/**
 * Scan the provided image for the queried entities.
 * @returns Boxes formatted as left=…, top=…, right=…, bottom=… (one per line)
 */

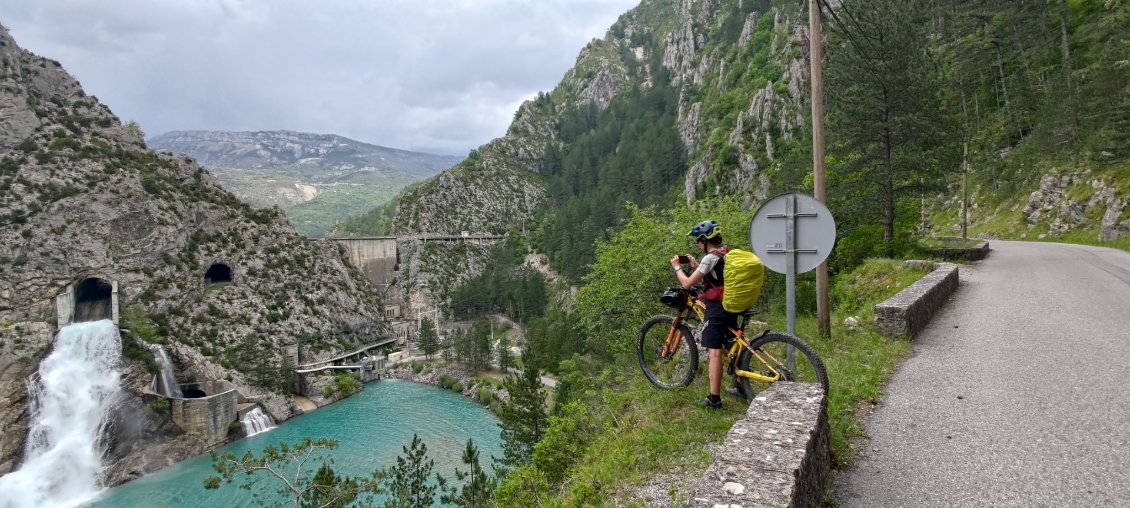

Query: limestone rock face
left=673, top=4, right=808, bottom=203
left=0, top=25, right=385, bottom=484
left=385, top=1, right=810, bottom=311
left=1100, top=199, right=1129, bottom=241
left=1020, top=171, right=1129, bottom=241
left=662, top=0, right=720, bottom=85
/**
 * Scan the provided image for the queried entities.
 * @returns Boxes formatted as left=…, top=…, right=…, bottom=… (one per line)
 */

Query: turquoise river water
left=90, top=379, right=502, bottom=507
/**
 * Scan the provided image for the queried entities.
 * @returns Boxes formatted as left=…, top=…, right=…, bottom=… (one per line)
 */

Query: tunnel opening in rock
left=181, top=388, right=207, bottom=399
left=73, top=277, right=113, bottom=323
left=205, top=263, right=232, bottom=284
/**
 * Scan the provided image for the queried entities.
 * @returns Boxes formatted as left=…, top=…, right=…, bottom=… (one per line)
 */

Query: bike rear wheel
left=736, top=332, right=829, bottom=400
left=637, top=315, right=698, bottom=388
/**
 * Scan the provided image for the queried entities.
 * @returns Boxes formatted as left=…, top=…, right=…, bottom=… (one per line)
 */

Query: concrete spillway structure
left=328, top=236, right=398, bottom=291
left=56, top=276, right=119, bottom=327
left=171, top=380, right=239, bottom=445
left=326, top=234, right=506, bottom=291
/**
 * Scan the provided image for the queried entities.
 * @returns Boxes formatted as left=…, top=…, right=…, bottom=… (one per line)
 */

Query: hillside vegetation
left=346, top=0, right=1129, bottom=504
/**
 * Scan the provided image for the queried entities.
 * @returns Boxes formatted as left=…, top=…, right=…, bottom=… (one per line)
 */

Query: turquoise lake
left=90, top=379, right=502, bottom=507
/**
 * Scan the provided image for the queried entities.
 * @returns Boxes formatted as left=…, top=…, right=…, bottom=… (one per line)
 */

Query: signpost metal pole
left=784, top=195, right=797, bottom=371
left=754, top=193, right=832, bottom=374
left=785, top=195, right=795, bottom=334
left=766, top=195, right=819, bottom=371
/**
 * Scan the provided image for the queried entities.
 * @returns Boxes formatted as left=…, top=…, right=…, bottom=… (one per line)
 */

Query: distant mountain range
left=148, top=130, right=461, bottom=236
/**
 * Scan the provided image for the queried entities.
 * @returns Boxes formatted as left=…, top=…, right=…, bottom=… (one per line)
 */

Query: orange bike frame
left=660, top=298, right=785, bottom=383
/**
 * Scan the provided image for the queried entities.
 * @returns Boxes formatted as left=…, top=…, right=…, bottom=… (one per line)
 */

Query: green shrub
left=478, top=387, right=493, bottom=404
left=121, top=304, right=163, bottom=344
left=451, top=382, right=463, bottom=393
left=16, top=138, right=36, bottom=153
left=438, top=374, right=455, bottom=389
left=121, top=336, right=160, bottom=374
left=333, top=372, right=360, bottom=395
left=146, top=397, right=171, bottom=417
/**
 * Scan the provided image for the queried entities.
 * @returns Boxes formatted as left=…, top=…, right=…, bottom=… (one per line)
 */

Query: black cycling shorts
left=700, top=300, right=738, bottom=349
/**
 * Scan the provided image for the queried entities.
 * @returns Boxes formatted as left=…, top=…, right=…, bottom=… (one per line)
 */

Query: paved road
left=836, top=241, right=1130, bottom=507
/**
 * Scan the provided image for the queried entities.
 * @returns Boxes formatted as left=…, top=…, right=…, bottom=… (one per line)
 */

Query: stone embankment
left=874, top=262, right=961, bottom=337
left=931, top=238, right=991, bottom=261
left=687, top=383, right=829, bottom=508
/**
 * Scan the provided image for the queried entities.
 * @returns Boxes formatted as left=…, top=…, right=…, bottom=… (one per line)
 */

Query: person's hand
left=687, top=255, right=699, bottom=269
left=670, top=255, right=682, bottom=269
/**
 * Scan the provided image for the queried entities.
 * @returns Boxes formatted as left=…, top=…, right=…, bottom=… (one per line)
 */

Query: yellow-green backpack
left=722, top=248, right=765, bottom=313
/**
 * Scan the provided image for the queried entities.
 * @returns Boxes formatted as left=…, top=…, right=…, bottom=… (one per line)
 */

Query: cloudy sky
left=0, top=0, right=640, bottom=155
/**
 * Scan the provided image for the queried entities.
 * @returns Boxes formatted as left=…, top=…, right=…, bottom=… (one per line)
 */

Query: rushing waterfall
left=240, top=407, right=274, bottom=436
left=0, top=320, right=123, bottom=508
left=145, top=343, right=182, bottom=398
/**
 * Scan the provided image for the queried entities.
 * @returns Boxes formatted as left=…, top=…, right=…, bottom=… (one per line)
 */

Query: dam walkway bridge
left=294, top=338, right=397, bottom=384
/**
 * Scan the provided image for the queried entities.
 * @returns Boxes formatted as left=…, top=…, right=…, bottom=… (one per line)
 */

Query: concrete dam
left=326, top=234, right=504, bottom=291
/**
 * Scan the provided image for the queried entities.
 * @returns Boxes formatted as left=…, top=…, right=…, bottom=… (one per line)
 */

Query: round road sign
left=749, top=192, right=836, bottom=274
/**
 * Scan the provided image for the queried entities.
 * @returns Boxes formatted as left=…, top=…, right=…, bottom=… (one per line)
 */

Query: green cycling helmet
left=688, top=220, right=721, bottom=241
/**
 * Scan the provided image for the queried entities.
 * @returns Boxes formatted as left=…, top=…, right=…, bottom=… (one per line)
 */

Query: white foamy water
left=145, top=343, right=181, bottom=399
left=240, top=407, right=274, bottom=437
left=0, top=320, right=122, bottom=508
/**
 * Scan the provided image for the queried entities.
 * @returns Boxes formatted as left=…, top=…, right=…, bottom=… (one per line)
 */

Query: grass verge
left=512, top=259, right=927, bottom=506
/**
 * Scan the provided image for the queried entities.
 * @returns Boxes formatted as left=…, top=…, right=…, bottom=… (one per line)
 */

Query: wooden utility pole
left=962, top=142, right=969, bottom=240
left=809, top=0, right=830, bottom=339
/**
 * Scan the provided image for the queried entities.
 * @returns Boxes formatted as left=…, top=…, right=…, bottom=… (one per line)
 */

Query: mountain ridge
left=149, top=129, right=460, bottom=179
left=148, top=129, right=461, bottom=236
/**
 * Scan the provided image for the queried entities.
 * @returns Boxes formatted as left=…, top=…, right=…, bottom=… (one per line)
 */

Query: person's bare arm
left=671, top=256, right=706, bottom=289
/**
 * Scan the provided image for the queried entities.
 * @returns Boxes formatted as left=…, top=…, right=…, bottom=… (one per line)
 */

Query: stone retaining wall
left=874, top=263, right=960, bottom=337
left=932, top=239, right=991, bottom=261
left=687, top=382, right=829, bottom=508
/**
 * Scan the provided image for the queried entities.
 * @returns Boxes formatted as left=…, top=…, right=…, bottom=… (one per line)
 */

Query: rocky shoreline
left=382, top=360, right=509, bottom=407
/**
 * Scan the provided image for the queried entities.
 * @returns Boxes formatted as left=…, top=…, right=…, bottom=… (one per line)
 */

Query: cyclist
left=671, top=220, right=738, bottom=409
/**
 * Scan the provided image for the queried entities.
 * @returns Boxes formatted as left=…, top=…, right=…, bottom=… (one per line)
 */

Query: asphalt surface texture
left=836, top=241, right=1130, bottom=507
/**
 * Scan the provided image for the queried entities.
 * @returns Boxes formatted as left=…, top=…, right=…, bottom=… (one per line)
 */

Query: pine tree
left=440, top=439, right=496, bottom=507
left=373, top=434, right=446, bottom=508
left=302, top=463, right=360, bottom=508
left=418, top=318, right=439, bottom=360
left=497, top=359, right=548, bottom=468
left=826, top=0, right=956, bottom=256
left=440, top=332, right=453, bottom=362
left=205, top=438, right=367, bottom=508
left=497, top=333, right=513, bottom=370
left=471, top=320, right=493, bottom=373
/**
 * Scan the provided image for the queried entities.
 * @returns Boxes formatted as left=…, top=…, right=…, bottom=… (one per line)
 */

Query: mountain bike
left=636, top=286, right=829, bottom=399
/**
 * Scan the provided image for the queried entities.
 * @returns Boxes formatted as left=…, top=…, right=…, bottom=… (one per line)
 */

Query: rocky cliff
left=0, top=25, right=386, bottom=484
left=392, top=0, right=808, bottom=229
left=384, top=0, right=811, bottom=308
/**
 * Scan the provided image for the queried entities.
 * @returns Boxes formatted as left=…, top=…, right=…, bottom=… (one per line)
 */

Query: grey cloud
left=1, top=0, right=639, bottom=154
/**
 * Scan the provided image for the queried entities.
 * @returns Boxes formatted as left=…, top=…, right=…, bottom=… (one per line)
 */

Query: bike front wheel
left=637, top=315, right=698, bottom=389
left=736, top=332, right=829, bottom=400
